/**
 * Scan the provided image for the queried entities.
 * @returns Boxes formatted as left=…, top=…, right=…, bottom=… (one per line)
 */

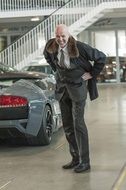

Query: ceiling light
left=31, top=17, right=40, bottom=21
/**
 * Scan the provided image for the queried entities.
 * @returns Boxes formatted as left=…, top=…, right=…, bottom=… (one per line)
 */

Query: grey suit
left=43, top=36, right=106, bottom=164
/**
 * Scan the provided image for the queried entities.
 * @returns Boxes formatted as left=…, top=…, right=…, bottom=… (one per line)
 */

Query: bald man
left=43, top=24, right=106, bottom=173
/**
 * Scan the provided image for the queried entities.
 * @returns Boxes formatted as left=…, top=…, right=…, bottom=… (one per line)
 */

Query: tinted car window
left=28, top=66, right=45, bottom=73
left=22, top=65, right=53, bottom=75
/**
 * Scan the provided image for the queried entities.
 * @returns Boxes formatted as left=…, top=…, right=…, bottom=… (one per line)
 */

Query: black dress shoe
left=62, top=160, right=79, bottom=169
left=74, top=163, right=90, bottom=173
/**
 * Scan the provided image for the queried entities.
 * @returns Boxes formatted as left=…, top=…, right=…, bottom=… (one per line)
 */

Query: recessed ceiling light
left=31, top=17, right=40, bottom=21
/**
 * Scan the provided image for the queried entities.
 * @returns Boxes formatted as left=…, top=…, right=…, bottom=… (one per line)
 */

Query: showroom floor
left=0, top=84, right=126, bottom=190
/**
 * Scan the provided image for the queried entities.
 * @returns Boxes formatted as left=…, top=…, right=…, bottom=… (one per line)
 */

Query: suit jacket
left=43, top=36, right=106, bottom=101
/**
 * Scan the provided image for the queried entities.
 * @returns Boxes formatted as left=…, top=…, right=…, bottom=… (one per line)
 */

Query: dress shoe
left=62, top=160, right=79, bottom=169
left=74, top=163, right=90, bottom=173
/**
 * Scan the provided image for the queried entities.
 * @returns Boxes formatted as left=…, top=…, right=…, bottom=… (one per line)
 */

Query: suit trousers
left=59, top=88, right=90, bottom=164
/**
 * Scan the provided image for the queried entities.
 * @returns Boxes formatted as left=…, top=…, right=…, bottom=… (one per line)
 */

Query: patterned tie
left=59, top=49, right=65, bottom=68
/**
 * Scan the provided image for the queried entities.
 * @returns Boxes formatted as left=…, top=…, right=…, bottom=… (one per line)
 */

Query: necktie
left=59, top=49, right=65, bottom=68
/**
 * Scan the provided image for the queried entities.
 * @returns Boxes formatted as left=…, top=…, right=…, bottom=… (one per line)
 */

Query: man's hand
left=82, top=72, right=92, bottom=81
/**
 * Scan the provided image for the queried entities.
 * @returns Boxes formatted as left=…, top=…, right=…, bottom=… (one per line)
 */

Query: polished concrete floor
left=0, top=84, right=126, bottom=190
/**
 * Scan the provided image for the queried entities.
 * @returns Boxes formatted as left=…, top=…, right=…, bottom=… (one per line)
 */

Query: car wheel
left=27, top=105, right=53, bottom=146
left=38, top=105, right=53, bottom=145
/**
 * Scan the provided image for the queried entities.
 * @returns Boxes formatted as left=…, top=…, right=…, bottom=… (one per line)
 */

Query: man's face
left=55, top=27, right=69, bottom=48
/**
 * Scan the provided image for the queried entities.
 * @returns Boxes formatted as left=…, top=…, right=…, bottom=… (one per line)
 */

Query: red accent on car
left=0, top=95, right=28, bottom=107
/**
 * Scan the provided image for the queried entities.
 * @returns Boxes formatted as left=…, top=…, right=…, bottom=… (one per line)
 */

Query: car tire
left=27, top=105, right=53, bottom=146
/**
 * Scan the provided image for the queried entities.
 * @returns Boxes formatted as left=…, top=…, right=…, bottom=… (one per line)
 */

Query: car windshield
left=22, top=65, right=53, bottom=74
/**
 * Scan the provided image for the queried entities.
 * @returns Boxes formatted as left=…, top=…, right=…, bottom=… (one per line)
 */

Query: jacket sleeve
left=79, top=42, right=107, bottom=78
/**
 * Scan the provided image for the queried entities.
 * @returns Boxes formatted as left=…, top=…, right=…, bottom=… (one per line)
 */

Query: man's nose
left=59, top=36, right=63, bottom=40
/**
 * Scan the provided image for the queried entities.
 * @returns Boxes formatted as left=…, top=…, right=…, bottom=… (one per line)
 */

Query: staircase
left=69, top=1, right=126, bottom=35
left=0, top=0, right=126, bottom=70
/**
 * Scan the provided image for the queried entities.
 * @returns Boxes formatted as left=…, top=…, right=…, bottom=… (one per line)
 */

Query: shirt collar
left=59, top=45, right=67, bottom=52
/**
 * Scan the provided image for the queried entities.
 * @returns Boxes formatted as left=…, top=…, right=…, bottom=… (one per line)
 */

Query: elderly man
left=43, top=24, right=106, bottom=173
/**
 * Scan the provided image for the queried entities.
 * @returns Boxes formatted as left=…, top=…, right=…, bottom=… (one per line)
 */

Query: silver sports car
left=0, top=71, right=62, bottom=145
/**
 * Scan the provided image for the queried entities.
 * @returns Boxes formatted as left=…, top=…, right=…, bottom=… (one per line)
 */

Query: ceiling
left=88, top=7, right=126, bottom=30
left=0, top=16, right=45, bottom=34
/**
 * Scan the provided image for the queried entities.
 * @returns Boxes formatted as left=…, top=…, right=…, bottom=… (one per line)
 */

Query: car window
left=34, top=78, right=55, bottom=91
left=22, top=65, right=53, bottom=75
left=22, top=66, right=29, bottom=71
left=34, top=79, right=47, bottom=90
left=27, top=66, right=44, bottom=73
left=45, top=66, right=53, bottom=74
